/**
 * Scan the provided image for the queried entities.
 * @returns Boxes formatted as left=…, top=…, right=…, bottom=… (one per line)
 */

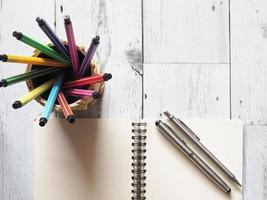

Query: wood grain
left=0, top=0, right=56, bottom=199
left=144, top=63, right=230, bottom=118
left=231, top=0, right=267, bottom=125
left=243, top=125, right=267, bottom=200
left=55, top=0, right=143, bottom=118
left=143, top=0, right=229, bottom=63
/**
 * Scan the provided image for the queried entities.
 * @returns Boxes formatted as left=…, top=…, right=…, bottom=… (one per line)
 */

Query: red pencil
left=63, top=73, right=112, bottom=89
left=57, top=91, right=75, bottom=123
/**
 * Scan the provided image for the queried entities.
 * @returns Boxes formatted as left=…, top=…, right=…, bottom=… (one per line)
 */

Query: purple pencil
left=64, top=15, right=80, bottom=77
left=65, top=88, right=101, bottom=99
left=76, top=36, right=100, bottom=79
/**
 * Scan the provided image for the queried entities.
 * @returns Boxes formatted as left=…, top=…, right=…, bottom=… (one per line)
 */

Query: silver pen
left=163, top=110, right=241, bottom=187
left=155, top=120, right=231, bottom=193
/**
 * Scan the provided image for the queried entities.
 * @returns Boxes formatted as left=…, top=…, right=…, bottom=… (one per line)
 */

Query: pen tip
left=232, top=177, right=242, bottom=187
left=64, top=15, right=71, bottom=24
left=92, top=91, right=102, bottom=99
left=93, top=35, right=100, bottom=44
left=36, top=17, right=44, bottom=25
left=12, top=31, right=23, bottom=40
left=0, top=54, right=7, bottom=62
left=39, top=118, right=47, bottom=127
left=12, top=101, right=22, bottom=109
left=155, top=120, right=161, bottom=126
left=67, top=115, right=76, bottom=124
left=0, top=80, right=7, bottom=87
left=103, top=73, right=112, bottom=81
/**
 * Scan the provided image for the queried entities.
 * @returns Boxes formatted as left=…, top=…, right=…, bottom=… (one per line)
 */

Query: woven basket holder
left=25, top=45, right=104, bottom=112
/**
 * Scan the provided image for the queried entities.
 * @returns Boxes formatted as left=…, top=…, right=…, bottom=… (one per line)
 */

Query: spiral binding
left=131, top=122, right=147, bottom=200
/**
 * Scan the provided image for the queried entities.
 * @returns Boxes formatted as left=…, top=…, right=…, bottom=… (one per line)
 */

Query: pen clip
left=176, top=118, right=201, bottom=141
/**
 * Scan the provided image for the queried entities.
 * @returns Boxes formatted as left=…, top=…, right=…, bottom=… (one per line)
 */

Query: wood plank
left=55, top=0, right=143, bottom=118
left=143, top=0, right=229, bottom=63
left=0, top=0, right=55, bottom=199
left=243, top=125, right=267, bottom=200
left=231, top=0, right=267, bottom=124
left=143, top=63, right=230, bottom=118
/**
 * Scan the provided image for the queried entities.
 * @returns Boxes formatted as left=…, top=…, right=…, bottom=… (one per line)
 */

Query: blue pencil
left=39, top=72, right=65, bottom=127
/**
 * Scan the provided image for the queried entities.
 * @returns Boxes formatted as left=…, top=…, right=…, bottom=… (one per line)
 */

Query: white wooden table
left=0, top=0, right=266, bottom=199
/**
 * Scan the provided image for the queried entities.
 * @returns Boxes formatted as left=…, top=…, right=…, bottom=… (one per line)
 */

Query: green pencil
left=13, top=31, right=70, bottom=66
left=0, top=68, right=61, bottom=87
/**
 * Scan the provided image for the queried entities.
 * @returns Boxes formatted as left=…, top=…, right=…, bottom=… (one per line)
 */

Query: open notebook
left=33, top=119, right=243, bottom=200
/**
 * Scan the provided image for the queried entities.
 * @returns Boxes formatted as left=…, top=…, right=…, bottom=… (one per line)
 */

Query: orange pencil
left=57, top=91, right=75, bottom=123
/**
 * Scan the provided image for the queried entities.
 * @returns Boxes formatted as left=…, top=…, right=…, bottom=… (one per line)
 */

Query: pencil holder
left=25, top=43, right=104, bottom=112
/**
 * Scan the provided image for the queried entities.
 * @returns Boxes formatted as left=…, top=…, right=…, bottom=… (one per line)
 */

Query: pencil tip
left=12, top=31, right=23, bottom=40
left=67, top=115, right=76, bottom=123
left=103, top=73, right=112, bottom=81
left=92, top=91, right=101, bottom=99
left=12, top=101, right=22, bottom=109
left=39, top=118, right=47, bottom=127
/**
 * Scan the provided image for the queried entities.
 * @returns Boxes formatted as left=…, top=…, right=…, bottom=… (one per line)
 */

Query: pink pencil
left=64, top=89, right=101, bottom=99
left=64, top=15, right=80, bottom=77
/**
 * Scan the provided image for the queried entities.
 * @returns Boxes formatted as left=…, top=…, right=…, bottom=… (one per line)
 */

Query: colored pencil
left=57, top=91, right=75, bottom=123
left=36, top=17, right=71, bottom=62
left=13, top=31, right=70, bottom=65
left=12, top=79, right=55, bottom=109
left=0, top=67, right=61, bottom=87
left=63, top=73, right=112, bottom=89
left=0, top=54, right=67, bottom=67
left=39, top=73, right=65, bottom=127
left=64, top=15, right=80, bottom=77
left=64, top=89, right=101, bottom=99
left=76, top=36, right=100, bottom=78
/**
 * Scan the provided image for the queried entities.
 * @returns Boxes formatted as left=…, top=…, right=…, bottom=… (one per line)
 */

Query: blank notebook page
left=33, top=119, right=243, bottom=200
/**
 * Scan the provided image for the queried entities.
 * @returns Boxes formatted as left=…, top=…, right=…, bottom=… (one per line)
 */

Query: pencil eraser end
left=155, top=120, right=161, bottom=126
left=12, top=31, right=23, bottom=40
left=39, top=118, right=47, bottom=127
left=67, top=115, right=76, bottom=123
left=12, top=101, right=22, bottom=109
left=103, top=73, right=112, bottom=81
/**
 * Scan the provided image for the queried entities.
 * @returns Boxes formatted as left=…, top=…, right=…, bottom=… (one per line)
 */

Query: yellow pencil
left=0, top=54, right=68, bottom=67
left=12, top=79, right=55, bottom=109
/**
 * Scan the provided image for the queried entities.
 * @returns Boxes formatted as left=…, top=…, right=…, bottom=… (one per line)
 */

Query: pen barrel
left=4, top=68, right=60, bottom=86
left=190, top=153, right=231, bottom=193
left=6, top=55, right=67, bottom=67
left=20, top=34, right=70, bottom=65
left=170, top=117, right=236, bottom=180
left=19, top=79, right=54, bottom=106
left=156, top=121, right=231, bottom=193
